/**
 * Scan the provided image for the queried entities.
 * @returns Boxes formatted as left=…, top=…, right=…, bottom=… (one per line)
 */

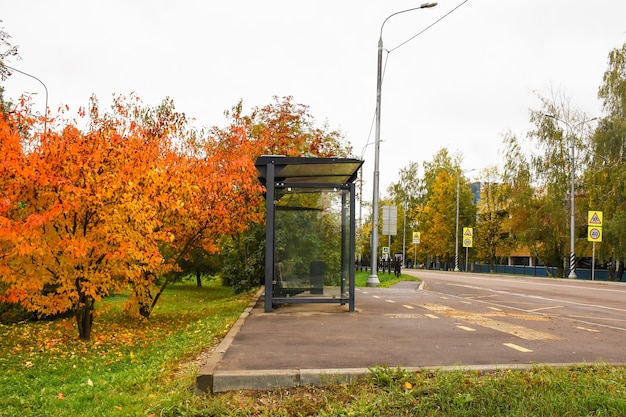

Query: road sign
left=463, top=237, right=473, bottom=248
left=588, top=211, right=603, bottom=226
left=412, top=231, right=421, bottom=244
left=382, top=206, right=397, bottom=236
left=463, top=227, right=473, bottom=237
left=588, top=226, right=602, bottom=242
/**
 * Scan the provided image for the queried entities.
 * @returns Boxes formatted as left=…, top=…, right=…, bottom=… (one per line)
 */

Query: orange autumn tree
left=128, top=101, right=265, bottom=318
left=0, top=96, right=182, bottom=340
left=1, top=94, right=351, bottom=338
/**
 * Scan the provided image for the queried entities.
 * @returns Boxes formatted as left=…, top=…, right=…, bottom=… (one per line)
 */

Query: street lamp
left=367, top=2, right=438, bottom=287
left=544, top=114, right=598, bottom=278
left=402, top=200, right=408, bottom=268
left=4, top=64, right=49, bottom=135
left=454, top=168, right=475, bottom=272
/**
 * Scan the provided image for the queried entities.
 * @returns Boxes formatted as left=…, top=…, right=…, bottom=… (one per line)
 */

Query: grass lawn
left=355, top=269, right=420, bottom=287
left=2, top=278, right=626, bottom=416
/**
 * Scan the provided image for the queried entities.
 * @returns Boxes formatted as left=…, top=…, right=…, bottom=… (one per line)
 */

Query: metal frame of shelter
left=255, top=155, right=363, bottom=312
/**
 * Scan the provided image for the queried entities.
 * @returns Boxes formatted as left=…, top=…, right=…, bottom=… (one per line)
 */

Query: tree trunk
left=196, top=271, right=202, bottom=287
left=148, top=276, right=173, bottom=317
left=76, top=294, right=94, bottom=341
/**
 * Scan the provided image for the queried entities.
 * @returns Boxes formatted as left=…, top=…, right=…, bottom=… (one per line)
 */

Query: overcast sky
left=2, top=0, right=626, bottom=198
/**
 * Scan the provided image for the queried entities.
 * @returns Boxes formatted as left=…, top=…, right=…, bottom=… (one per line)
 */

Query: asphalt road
left=405, top=269, right=626, bottom=365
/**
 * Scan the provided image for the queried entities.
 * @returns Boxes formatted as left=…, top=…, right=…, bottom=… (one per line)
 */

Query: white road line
left=577, top=326, right=600, bottom=333
left=528, top=306, right=564, bottom=313
left=424, top=314, right=439, bottom=319
left=386, top=299, right=395, bottom=303
left=457, top=325, right=476, bottom=332
left=445, top=283, right=626, bottom=314
left=503, top=343, right=533, bottom=353
left=488, top=307, right=502, bottom=311
left=403, top=305, right=414, bottom=310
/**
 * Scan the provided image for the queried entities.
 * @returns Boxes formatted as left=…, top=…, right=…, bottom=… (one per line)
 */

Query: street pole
left=454, top=174, right=460, bottom=271
left=569, top=130, right=576, bottom=278
left=367, top=2, right=437, bottom=287
left=402, top=200, right=407, bottom=268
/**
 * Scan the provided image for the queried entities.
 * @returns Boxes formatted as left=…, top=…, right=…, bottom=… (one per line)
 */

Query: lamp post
left=544, top=114, right=598, bottom=278
left=402, top=200, right=408, bottom=268
left=4, top=64, right=49, bottom=135
left=454, top=168, right=475, bottom=272
left=454, top=173, right=461, bottom=271
left=367, top=2, right=438, bottom=287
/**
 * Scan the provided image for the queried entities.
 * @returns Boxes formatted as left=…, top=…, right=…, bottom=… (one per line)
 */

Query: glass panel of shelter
left=273, top=187, right=350, bottom=301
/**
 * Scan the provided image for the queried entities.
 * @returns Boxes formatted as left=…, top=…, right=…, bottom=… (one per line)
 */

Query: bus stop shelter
left=255, top=155, right=363, bottom=312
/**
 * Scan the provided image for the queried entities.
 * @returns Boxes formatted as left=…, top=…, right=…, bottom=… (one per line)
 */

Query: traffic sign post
left=587, top=211, right=603, bottom=281
left=412, top=232, right=420, bottom=269
left=462, top=228, right=473, bottom=272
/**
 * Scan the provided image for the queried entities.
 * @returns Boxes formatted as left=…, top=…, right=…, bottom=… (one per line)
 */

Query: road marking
left=488, top=307, right=502, bottom=311
left=445, top=282, right=626, bottom=314
left=570, top=314, right=626, bottom=323
left=457, top=325, right=476, bottom=332
left=403, top=305, right=414, bottom=310
left=386, top=299, right=395, bottom=303
left=528, top=306, right=564, bottom=313
left=424, top=314, right=439, bottom=319
left=385, top=314, right=423, bottom=319
left=577, top=326, right=600, bottom=333
left=373, top=295, right=380, bottom=299
left=487, top=311, right=550, bottom=322
left=420, top=304, right=562, bottom=340
left=503, top=343, right=533, bottom=353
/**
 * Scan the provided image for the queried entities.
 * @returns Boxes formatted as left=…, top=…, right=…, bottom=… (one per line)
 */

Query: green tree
left=585, top=42, right=626, bottom=278
left=416, top=149, right=476, bottom=269
left=386, top=161, right=423, bottom=263
left=474, top=166, right=513, bottom=271
left=526, top=90, right=595, bottom=276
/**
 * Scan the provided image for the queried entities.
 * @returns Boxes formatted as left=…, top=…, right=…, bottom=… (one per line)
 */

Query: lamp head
left=421, top=2, right=438, bottom=8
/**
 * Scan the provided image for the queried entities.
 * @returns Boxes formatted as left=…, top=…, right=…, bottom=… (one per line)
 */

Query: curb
left=202, top=360, right=624, bottom=393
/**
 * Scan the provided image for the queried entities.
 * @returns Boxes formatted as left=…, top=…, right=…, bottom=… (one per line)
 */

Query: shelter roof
left=255, top=155, right=363, bottom=187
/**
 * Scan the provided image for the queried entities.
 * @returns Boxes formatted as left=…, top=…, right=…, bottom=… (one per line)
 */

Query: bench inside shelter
left=274, top=260, right=325, bottom=297
left=256, top=155, right=362, bottom=312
